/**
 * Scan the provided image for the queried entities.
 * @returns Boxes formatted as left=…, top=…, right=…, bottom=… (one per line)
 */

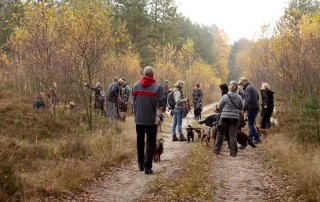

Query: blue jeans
left=172, top=108, right=184, bottom=136
left=107, top=101, right=116, bottom=120
left=247, top=109, right=260, bottom=142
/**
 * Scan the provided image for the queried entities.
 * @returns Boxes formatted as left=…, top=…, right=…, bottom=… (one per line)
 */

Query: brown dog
left=201, top=126, right=217, bottom=146
left=157, top=113, right=165, bottom=132
left=257, top=127, right=268, bottom=139
left=153, top=138, right=164, bottom=162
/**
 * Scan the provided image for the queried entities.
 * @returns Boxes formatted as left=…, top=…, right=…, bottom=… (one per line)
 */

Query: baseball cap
left=238, top=77, right=248, bottom=85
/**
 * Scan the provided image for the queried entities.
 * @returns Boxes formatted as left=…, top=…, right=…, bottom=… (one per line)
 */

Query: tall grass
left=0, top=99, right=136, bottom=200
left=265, top=106, right=320, bottom=201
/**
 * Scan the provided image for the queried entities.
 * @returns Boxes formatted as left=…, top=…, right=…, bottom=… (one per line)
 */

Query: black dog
left=225, top=114, right=256, bottom=149
left=186, top=125, right=202, bottom=142
left=198, top=113, right=220, bottom=127
left=194, top=104, right=203, bottom=120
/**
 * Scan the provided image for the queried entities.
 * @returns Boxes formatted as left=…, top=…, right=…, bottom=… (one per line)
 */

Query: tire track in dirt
left=212, top=144, right=269, bottom=201
left=78, top=104, right=215, bottom=202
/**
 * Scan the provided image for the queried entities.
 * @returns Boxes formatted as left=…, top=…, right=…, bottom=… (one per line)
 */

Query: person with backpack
left=85, top=81, right=105, bottom=113
left=132, top=66, right=166, bottom=175
left=192, top=83, right=203, bottom=120
left=33, top=93, right=45, bottom=108
left=238, top=77, right=261, bottom=144
left=107, top=78, right=124, bottom=120
left=260, top=82, right=274, bottom=129
left=170, top=80, right=188, bottom=141
left=120, top=79, right=131, bottom=113
left=213, top=81, right=244, bottom=157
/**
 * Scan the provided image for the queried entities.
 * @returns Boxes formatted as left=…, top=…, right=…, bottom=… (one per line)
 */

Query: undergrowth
left=0, top=96, right=136, bottom=200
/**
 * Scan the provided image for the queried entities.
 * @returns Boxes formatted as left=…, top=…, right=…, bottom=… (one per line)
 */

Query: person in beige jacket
left=171, top=80, right=188, bottom=141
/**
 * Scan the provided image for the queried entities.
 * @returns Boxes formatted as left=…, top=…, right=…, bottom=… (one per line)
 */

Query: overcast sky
left=177, top=0, right=288, bottom=43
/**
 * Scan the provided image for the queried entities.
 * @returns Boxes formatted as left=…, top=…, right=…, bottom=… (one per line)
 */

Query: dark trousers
left=261, top=108, right=273, bottom=129
left=247, top=109, right=260, bottom=142
left=213, top=118, right=238, bottom=155
left=136, top=124, right=157, bottom=170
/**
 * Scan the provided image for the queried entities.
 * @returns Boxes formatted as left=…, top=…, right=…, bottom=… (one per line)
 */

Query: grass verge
left=265, top=133, right=320, bottom=201
left=0, top=100, right=136, bottom=200
left=146, top=144, right=215, bottom=201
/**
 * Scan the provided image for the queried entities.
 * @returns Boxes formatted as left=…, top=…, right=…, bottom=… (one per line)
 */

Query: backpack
left=99, top=90, right=105, bottom=101
left=167, top=90, right=181, bottom=109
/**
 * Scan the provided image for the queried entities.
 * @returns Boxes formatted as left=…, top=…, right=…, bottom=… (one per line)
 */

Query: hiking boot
left=179, top=135, right=187, bottom=141
left=145, top=169, right=153, bottom=175
left=254, top=140, right=262, bottom=144
left=138, top=165, right=144, bottom=172
left=172, top=135, right=179, bottom=142
left=230, top=153, right=237, bottom=157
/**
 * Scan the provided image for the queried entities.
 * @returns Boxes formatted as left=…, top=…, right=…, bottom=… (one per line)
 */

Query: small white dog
left=165, top=108, right=172, bottom=118
left=270, top=117, right=279, bottom=127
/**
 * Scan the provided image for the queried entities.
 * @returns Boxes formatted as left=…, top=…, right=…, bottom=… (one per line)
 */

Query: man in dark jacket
left=107, top=79, right=124, bottom=120
left=132, top=66, right=165, bottom=175
left=85, top=82, right=104, bottom=113
left=238, top=77, right=261, bottom=143
left=120, top=81, right=131, bottom=112
left=192, top=83, right=203, bottom=120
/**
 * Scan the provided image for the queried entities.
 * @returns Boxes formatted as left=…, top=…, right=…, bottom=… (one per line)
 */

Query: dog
left=165, top=108, right=172, bottom=118
left=69, top=101, right=75, bottom=110
left=224, top=114, right=255, bottom=149
left=201, top=126, right=217, bottom=146
left=186, top=125, right=202, bottom=142
left=153, top=138, right=164, bottom=162
left=225, top=129, right=256, bottom=149
left=157, top=113, right=165, bottom=132
left=194, top=104, right=203, bottom=120
left=198, top=113, right=220, bottom=127
left=270, top=117, right=279, bottom=127
left=119, top=111, right=126, bottom=121
left=256, top=126, right=268, bottom=139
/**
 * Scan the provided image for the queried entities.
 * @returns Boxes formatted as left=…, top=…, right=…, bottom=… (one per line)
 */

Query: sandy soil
left=75, top=104, right=299, bottom=202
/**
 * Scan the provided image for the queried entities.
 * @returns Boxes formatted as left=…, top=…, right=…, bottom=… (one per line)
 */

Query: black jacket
left=261, top=89, right=274, bottom=109
left=243, top=83, right=259, bottom=111
left=107, top=81, right=121, bottom=102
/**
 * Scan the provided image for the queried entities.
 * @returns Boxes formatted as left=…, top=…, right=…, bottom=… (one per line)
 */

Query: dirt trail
left=78, top=104, right=292, bottom=202
left=79, top=104, right=215, bottom=202
left=212, top=144, right=268, bottom=201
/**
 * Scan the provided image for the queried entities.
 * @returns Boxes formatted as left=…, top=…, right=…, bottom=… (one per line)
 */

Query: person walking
left=238, top=77, right=261, bottom=143
left=171, top=80, right=188, bottom=141
left=260, top=82, right=274, bottom=129
left=213, top=81, right=243, bottom=157
left=132, top=66, right=166, bottom=175
left=192, top=83, right=203, bottom=120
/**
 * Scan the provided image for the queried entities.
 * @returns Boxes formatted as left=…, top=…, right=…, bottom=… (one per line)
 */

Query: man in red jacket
left=132, top=66, right=166, bottom=175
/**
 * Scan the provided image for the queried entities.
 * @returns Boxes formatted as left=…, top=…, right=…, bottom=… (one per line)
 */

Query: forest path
left=77, top=104, right=215, bottom=201
left=77, top=104, right=292, bottom=202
